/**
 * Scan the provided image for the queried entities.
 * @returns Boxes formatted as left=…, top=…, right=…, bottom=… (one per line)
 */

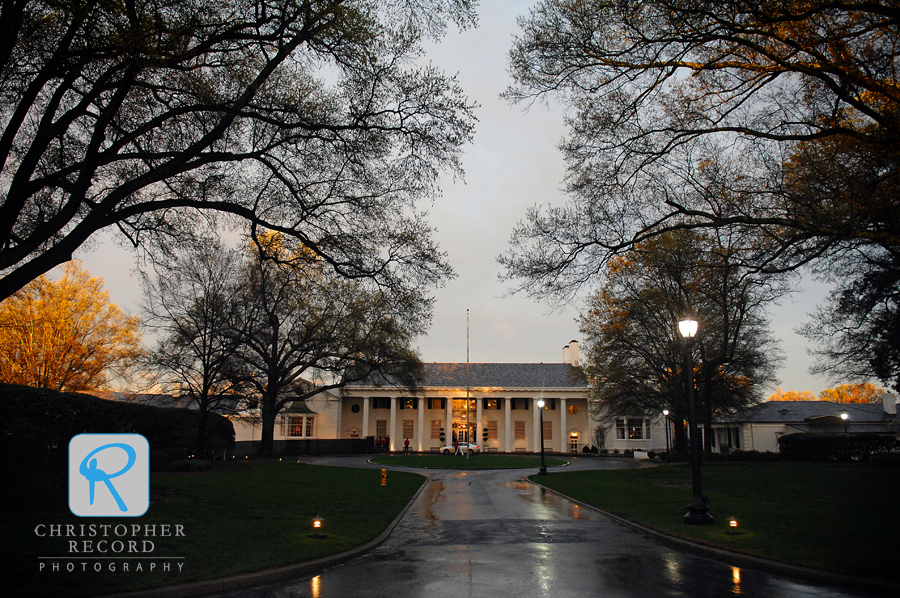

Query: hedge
left=0, top=383, right=234, bottom=471
left=777, top=432, right=900, bottom=462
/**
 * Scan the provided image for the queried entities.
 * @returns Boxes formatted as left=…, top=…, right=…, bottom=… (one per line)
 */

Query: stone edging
left=101, top=476, right=431, bottom=598
left=527, top=478, right=900, bottom=596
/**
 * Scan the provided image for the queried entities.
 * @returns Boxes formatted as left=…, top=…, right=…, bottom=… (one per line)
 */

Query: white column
left=560, top=398, right=567, bottom=453
left=362, top=397, right=370, bottom=438
left=476, top=398, right=483, bottom=448
left=504, top=397, right=512, bottom=452
left=533, top=398, right=541, bottom=454
left=445, top=398, right=453, bottom=446
left=417, top=397, right=425, bottom=452
left=389, top=397, right=397, bottom=452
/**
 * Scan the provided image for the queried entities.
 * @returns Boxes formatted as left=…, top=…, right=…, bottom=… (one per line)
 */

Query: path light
left=679, top=315, right=713, bottom=525
left=310, top=516, right=326, bottom=540
left=537, top=399, right=548, bottom=476
left=841, top=411, right=849, bottom=433
left=727, top=516, right=741, bottom=535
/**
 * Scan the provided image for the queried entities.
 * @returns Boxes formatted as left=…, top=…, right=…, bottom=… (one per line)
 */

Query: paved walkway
left=206, top=456, right=894, bottom=598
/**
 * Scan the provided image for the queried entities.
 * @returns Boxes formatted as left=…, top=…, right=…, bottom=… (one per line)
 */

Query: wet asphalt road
left=209, top=456, right=893, bottom=598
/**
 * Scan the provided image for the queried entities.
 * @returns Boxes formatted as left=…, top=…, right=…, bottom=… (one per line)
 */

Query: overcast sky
left=75, top=1, right=837, bottom=396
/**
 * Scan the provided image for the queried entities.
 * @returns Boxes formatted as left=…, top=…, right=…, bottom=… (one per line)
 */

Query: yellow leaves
left=768, top=388, right=818, bottom=401
left=248, top=230, right=321, bottom=269
left=818, top=382, right=883, bottom=404
left=0, top=261, right=142, bottom=392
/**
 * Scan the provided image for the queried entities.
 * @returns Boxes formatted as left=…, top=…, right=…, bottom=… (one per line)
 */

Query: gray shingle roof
left=715, top=400, right=894, bottom=425
left=347, top=362, right=587, bottom=389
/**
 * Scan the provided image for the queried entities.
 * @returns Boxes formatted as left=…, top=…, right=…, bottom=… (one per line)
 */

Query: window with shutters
left=376, top=420, right=387, bottom=437
left=486, top=420, right=498, bottom=440
left=514, top=421, right=526, bottom=440
left=403, top=420, right=414, bottom=439
left=431, top=420, right=443, bottom=439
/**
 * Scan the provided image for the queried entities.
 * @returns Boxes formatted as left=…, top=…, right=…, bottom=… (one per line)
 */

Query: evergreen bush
left=0, top=383, right=234, bottom=471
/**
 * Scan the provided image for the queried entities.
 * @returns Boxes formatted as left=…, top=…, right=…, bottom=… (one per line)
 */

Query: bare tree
left=500, top=1, right=900, bottom=303
left=234, top=233, right=426, bottom=455
left=580, top=230, right=782, bottom=455
left=1, top=0, right=476, bottom=301
left=141, top=237, right=246, bottom=454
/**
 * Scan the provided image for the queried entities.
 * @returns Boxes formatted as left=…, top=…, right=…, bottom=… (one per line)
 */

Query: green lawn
left=6, top=460, right=425, bottom=597
left=530, top=461, right=900, bottom=581
left=371, top=454, right=568, bottom=469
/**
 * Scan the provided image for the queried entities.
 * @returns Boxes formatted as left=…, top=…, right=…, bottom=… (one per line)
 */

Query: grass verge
left=529, top=461, right=900, bottom=581
left=6, top=460, right=425, bottom=597
left=371, top=454, right=568, bottom=469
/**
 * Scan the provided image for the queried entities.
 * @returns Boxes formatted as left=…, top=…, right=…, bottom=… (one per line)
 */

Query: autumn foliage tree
left=767, top=389, right=818, bottom=402
left=0, top=261, right=142, bottom=391
left=819, top=383, right=884, bottom=404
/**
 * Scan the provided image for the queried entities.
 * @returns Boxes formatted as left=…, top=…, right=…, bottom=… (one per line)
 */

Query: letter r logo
left=69, top=434, right=149, bottom=517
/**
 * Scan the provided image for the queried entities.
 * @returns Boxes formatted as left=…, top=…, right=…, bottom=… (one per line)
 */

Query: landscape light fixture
left=679, top=315, right=713, bottom=525
left=310, top=516, right=326, bottom=539
left=841, top=411, right=849, bottom=433
left=727, top=516, right=741, bottom=535
left=537, top=398, right=548, bottom=476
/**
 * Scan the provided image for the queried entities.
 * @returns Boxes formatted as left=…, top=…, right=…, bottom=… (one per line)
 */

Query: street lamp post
left=662, top=409, right=671, bottom=461
left=537, top=398, right=548, bottom=475
left=841, top=412, right=849, bottom=433
left=679, top=316, right=713, bottom=525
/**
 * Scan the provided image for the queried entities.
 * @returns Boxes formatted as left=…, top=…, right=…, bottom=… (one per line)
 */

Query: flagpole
left=466, top=309, right=470, bottom=460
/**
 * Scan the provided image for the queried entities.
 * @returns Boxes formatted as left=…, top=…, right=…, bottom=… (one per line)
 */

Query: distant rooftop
left=715, top=400, right=898, bottom=432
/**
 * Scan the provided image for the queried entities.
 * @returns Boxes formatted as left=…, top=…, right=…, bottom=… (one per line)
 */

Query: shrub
left=0, top=383, right=234, bottom=471
left=647, top=450, right=656, bottom=459
left=778, top=432, right=900, bottom=462
left=725, top=449, right=783, bottom=462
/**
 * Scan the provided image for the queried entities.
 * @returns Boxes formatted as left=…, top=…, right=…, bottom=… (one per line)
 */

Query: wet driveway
left=209, top=457, right=893, bottom=598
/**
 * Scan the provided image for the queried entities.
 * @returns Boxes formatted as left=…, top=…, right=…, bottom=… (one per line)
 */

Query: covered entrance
left=452, top=398, right=477, bottom=442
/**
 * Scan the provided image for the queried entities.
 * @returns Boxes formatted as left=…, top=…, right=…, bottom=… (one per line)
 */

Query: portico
left=341, top=352, right=592, bottom=453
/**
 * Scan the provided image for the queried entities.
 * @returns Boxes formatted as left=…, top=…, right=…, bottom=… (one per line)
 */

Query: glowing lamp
left=726, top=516, right=741, bottom=535
left=537, top=399, right=545, bottom=409
left=678, top=317, right=699, bottom=339
left=309, top=516, right=326, bottom=539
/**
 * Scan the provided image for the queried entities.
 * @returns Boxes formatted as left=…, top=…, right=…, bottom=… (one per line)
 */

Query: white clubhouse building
left=233, top=341, right=671, bottom=455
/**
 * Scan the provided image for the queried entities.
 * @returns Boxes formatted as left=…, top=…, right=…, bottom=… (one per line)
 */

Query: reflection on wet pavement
left=210, top=463, right=896, bottom=598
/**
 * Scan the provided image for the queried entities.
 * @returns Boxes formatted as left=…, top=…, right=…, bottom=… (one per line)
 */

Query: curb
left=103, top=475, right=430, bottom=598
left=527, top=478, right=900, bottom=596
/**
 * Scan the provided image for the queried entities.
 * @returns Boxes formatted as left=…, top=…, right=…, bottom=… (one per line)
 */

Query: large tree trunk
left=672, top=411, right=689, bottom=456
left=259, top=393, right=277, bottom=456
left=196, top=396, right=208, bottom=456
